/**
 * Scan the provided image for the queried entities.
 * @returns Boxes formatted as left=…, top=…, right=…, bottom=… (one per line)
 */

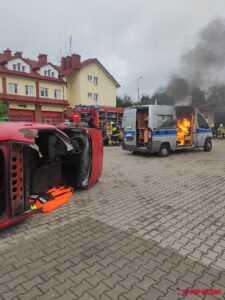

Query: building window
left=94, top=77, right=98, bottom=86
left=54, top=89, right=61, bottom=99
left=52, top=72, right=55, bottom=77
left=48, top=69, right=51, bottom=77
left=94, top=93, right=98, bottom=102
left=44, top=71, right=47, bottom=76
left=40, top=87, right=48, bottom=97
left=12, top=63, right=26, bottom=72
left=8, top=83, right=18, bottom=94
left=25, top=85, right=34, bottom=96
left=88, top=92, right=93, bottom=98
left=88, top=75, right=92, bottom=82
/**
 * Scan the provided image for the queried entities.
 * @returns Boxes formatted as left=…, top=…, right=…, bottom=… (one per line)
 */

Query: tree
left=116, top=94, right=133, bottom=108
left=0, top=101, right=8, bottom=118
left=150, top=92, right=174, bottom=105
left=206, top=85, right=225, bottom=103
left=190, top=87, right=207, bottom=106
left=140, top=94, right=151, bottom=105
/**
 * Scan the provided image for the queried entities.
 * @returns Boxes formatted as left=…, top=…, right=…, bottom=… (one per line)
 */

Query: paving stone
left=141, top=286, right=164, bottom=300
left=70, top=280, right=92, bottom=297
left=38, top=288, right=60, bottom=300
left=54, top=279, right=76, bottom=295
left=18, top=287, right=43, bottom=300
left=123, top=286, right=146, bottom=300
left=86, top=271, right=107, bottom=287
left=71, top=270, right=91, bottom=285
left=105, top=283, right=127, bottom=299
left=1, top=143, right=225, bottom=299
left=135, top=275, right=156, bottom=291
left=38, top=278, right=60, bottom=293
left=89, top=282, right=111, bottom=298
left=103, top=272, right=123, bottom=288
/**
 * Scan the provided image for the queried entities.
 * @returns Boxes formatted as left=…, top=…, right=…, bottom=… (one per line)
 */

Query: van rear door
left=122, top=108, right=137, bottom=147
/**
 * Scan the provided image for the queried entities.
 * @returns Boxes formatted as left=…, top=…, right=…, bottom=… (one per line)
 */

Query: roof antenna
left=69, top=35, right=72, bottom=55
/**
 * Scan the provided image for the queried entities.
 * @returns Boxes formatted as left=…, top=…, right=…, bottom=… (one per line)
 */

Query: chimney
left=14, top=51, right=22, bottom=58
left=71, top=54, right=81, bottom=68
left=38, top=54, right=47, bottom=65
left=3, top=48, right=11, bottom=58
left=66, top=56, right=72, bottom=69
left=61, top=57, right=67, bottom=71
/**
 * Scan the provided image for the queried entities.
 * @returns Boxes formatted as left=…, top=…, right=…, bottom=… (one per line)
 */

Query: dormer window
left=38, top=65, right=58, bottom=78
left=11, top=62, right=27, bottom=72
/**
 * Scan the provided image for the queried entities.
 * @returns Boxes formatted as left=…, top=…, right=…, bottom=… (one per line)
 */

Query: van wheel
left=204, top=138, right=212, bottom=152
left=159, top=144, right=170, bottom=157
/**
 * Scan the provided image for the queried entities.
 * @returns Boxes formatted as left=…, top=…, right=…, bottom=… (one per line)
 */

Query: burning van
left=0, top=122, right=103, bottom=229
left=122, top=105, right=212, bottom=157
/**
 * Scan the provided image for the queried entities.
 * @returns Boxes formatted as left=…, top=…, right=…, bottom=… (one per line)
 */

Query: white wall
left=37, top=64, right=58, bottom=78
left=6, top=58, right=31, bottom=73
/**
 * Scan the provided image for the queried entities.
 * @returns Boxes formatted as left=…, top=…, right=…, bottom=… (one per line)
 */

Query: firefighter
left=111, top=122, right=120, bottom=145
left=106, top=122, right=113, bottom=145
left=217, top=124, right=225, bottom=139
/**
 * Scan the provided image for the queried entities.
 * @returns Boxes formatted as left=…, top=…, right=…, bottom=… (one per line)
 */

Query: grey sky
left=1, top=0, right=225, bottom=100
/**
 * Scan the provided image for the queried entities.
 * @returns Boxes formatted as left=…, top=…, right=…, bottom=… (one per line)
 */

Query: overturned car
left=0, top=122, right=103, bottom=229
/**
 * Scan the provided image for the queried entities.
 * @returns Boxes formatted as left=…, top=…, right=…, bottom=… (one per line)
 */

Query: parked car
left=122, top=105, right=212, bottom=157
left=0, top=122, right=103, bottom=229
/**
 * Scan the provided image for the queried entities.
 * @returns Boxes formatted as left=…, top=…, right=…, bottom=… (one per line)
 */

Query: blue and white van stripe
left=124, top=128, right=212, bottom=137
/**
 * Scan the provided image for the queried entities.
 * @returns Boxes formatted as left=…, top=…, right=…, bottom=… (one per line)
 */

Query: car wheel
left=204, top=138, right=212, bottom=152
left=159, top=144, right=170, bottom=157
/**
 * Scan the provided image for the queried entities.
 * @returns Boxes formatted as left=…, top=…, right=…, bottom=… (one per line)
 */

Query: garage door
left=10, top=109, right=34, bottom=122
left=41, top=111, right=62, bottom=125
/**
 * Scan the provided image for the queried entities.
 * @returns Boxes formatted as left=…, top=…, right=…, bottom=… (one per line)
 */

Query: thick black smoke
left=181, top=17, right=225, bottom=88
left=154, top=17, right=225, bottom=103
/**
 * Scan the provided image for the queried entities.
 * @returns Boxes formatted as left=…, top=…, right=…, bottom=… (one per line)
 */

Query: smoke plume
left=155, top=17, right=225, bottom=103
left=181, top=17, right=225, bottom=88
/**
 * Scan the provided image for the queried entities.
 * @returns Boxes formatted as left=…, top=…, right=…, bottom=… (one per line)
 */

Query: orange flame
left=177, top=118, right=192, bottom=145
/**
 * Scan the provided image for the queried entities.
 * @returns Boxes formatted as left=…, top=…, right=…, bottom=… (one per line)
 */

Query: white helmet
left=220, top=124, right=223, bottom=127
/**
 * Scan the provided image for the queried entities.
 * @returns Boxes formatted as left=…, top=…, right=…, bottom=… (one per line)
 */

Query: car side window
left=197, top=114, right=209, bottom=129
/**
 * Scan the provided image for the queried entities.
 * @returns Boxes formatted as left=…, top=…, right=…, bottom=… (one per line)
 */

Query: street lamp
left=138, top=76, right=143, bottom=102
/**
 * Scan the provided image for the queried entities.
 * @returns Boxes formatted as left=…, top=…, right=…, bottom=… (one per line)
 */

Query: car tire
left=158, top=144, right=170, bottom=157
left=204, top=138, right=212, bottom=152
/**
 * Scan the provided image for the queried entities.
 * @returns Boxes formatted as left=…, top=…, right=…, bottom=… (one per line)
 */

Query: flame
left=177, top=118, right=192, bottom=145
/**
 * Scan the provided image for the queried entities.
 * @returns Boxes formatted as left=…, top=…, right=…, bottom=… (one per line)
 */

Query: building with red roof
left=0, top=49, right=120, bottom=124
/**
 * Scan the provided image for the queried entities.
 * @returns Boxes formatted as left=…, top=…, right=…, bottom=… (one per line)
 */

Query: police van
left=122, top=105, right=212, bottom=157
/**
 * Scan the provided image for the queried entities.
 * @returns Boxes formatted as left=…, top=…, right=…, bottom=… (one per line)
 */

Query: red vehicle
left=0, top=122, right=103, bottom=229
left=65, top=106, right=124, bottom=129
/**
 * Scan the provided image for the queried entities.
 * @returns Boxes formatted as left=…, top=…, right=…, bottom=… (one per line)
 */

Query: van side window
left=156, top=115, right=173, bottom=128
left=197, top=114, right=209, bottom=129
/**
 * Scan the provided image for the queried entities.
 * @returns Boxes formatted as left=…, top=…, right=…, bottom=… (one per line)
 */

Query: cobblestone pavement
left=0, top=140, right=225, bottom=299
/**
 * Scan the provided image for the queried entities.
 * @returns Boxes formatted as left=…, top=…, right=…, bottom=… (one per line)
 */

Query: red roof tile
left=0, top=51, right=64, bottom=83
